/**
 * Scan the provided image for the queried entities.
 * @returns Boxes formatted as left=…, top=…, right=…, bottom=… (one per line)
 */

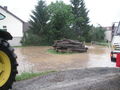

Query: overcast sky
left=1, top=0, right=120, bottom=26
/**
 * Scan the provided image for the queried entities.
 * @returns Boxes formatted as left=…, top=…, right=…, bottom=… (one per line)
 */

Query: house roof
left=0, top=6, right=24, bottom=23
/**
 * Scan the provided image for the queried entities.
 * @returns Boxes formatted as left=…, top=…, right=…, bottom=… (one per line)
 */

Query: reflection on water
left=87, top=45, right=115, bottom=67
left=15, top=45, right=115, bottom=74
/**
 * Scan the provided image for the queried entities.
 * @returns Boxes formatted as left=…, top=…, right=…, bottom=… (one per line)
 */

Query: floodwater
left=15, top=45, right=115, bottom=74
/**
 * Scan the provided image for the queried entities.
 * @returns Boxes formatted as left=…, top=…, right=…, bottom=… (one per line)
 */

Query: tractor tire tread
left=0, top=40, right=18, bottom=90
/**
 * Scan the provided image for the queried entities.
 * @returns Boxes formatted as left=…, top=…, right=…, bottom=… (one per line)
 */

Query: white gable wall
left=105, top=30, right=112, bottom=42
left=0, top=8, right=23, bottom=37
left=0, top=8, right=23, bottom=46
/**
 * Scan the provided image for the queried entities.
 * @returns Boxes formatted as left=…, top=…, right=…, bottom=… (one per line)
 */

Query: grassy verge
left=47, top=49, right=77, bottom=55
left=95, top=42, right=110, bottom=46
left=16, top=71, right=56, bottom=81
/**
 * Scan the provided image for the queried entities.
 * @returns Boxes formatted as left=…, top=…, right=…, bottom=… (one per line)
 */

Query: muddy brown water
left=15, top=45, right=115, bottom=74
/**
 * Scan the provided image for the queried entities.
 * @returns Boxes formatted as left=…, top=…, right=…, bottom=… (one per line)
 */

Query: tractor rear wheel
left=0, top=40, right=18, bottom=90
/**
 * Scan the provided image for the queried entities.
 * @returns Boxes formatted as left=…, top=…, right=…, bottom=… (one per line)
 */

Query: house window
left=0, top=13, right=5, bottom=20
left=3, top=26, right=7, bottom=29
left=3, top=26, right=7, bottom=31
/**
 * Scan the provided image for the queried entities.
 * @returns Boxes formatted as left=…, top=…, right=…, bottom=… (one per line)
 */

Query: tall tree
left=48, top=1, right=74, bottom=40
left=29, top=0, right=49, bottom=37
left=22, top=0, right=50, bottom=45
left=89, top=26, right=105, bottom=42
left=71, top=0, right=90, bottom=41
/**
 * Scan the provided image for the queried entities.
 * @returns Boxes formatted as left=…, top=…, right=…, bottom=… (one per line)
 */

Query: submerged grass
left=16, top=71, right=56, bottom=81
left=95, top=42, right=110, bottom=46
left=47, top=49, right=77, bottom=55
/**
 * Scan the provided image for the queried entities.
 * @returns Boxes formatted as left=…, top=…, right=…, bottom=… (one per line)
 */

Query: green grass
left=47, top=49, right=77, bottom=55
left=95, top=42, right=110, bottom=46
left=16, top=71, right=56, bottom=81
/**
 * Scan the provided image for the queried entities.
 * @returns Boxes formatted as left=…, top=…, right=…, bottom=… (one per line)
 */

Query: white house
left=0, top=6, right=24, bottom=46
left=104, top=27, right=112, bottom=42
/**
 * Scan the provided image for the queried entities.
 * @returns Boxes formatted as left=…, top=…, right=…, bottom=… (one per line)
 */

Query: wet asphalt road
left=11, top=67, right=120, bottom=90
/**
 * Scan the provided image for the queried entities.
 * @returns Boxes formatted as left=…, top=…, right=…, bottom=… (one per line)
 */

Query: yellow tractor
left=0, top=13, right=18, bottom=90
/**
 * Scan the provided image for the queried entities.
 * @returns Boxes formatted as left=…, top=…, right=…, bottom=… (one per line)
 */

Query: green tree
left=89, top=26, right=105, bottom=42
left=71, top=0, right=90, bottom=41
left=22, top=0, right=92, bottom=46
left=48, top=1, right=75, bottom=41
left=22, top=0, right=50, bottom=45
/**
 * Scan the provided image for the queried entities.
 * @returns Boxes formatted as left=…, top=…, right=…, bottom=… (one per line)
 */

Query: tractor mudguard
left=0, top=30, right=13, bottom=40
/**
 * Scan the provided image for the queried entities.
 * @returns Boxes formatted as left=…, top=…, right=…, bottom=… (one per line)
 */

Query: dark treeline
left=22, top=0, right=105, bottom=46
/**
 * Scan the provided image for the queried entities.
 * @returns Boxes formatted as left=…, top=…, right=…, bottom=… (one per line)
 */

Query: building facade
left=104, top=27, right=112, bottom=42
left=0, top=6, right=24, bottom=46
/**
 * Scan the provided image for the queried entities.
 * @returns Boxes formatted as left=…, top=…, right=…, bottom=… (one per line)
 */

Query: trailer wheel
left=111, top=57, right=116, bottom=62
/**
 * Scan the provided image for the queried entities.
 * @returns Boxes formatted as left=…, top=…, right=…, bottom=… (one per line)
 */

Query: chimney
left=4, top=6, right=8, bottom=10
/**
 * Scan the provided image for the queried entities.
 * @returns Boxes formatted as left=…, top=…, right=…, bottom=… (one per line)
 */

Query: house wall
left=105, top=30, right=112, bottom=42
left=0, top=8, right=23, bottom=46
left=8, top=37, right=22, bottom=46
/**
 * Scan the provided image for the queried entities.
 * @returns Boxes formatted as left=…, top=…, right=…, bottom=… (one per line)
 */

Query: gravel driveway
left=11, top=67, right=120, bottom=90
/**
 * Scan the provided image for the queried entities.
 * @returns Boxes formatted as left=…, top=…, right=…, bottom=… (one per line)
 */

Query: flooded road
left=15, top=45, right=115, bottom=74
